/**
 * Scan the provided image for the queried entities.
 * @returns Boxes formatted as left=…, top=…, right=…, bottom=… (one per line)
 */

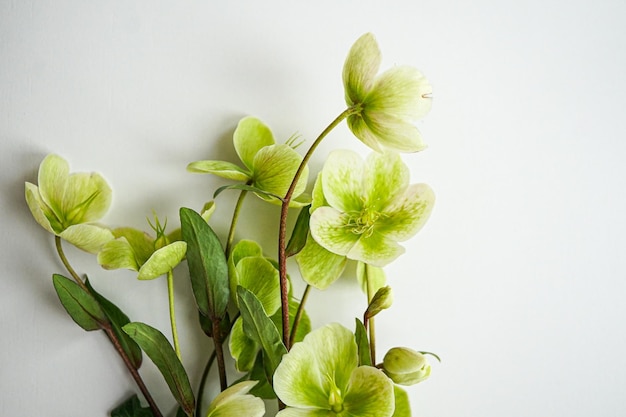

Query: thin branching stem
left=225, top=187, right=249, bottom=257
left=167, top=270, right=182, bottom=360
left=289, top=284, right=312, bottom=347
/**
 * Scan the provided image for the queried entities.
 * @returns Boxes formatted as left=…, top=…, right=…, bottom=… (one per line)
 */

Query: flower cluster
left=25, top=33, right=437, bottom=417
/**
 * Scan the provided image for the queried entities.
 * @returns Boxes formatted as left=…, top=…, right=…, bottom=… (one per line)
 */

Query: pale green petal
left=273, top=324, right=358, bottom=409
left=206, top=380, right=265, bottom=417
left=346, top=230, right=404, bottom=267
left=377, top=183, right=435, bottom=241
left=63, top=171, right=112, bottom=224
left=60, top=224, right=114, bottom=254
left=228, top=317, right=259, bottom=372
left=25, top=182, right=57, bottom=234
left=361, top=112, right=427, bottom=153
left=137, top=241, right=187, bottom=280
left=367, top=66, right=432, bottom=120
left=201, top=201, right=216, bottom=222
left=234, top=116, right=276, bottom=170
left=343, top=33, right=381, bottom=105
left=228, top=239, right=263, bottom=302
left=309, top=207, right=360, bottom=257
left=186, top=160, right=251, bottom=181
left=310, top=173, right=328, bottom=212
left=346, top=115, right=384, bottom=153
left=98, top=238, right=140, bottom=271
left=276, top=409, right=334, bottom=417
left=37, top=154, right=69, bottom=222
left=356, top=262, right=386, bottom=295
left=295, top=234, right=346, bottom=290
left=253, top=144, right=308, bottom=198
left=111, top=227, right=155, bottom=267
left=392, top=386, right=411, bottom=417
left=321, top=150, right=364, bottom=213
left=236, top=256, right=281, bottom=315
left=363, top=151, right=408, bottom=212
left=342, top=366, right=394, bottom=417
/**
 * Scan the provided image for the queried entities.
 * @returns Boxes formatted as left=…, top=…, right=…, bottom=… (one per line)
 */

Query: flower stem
left=167, top=270, right=182, bottom=360
left=289, top=284, right=312, bottom=347
left=225, top=188, right=249, bottom=257
left=54, top=236, right=164, bottom=417
left=195, top=350, right=217, bottom=417
left=365, top=264, right=377, bottom=365
left=212, top=318, right=228, bottom=391
left=278, top=106, right=358, bottom=350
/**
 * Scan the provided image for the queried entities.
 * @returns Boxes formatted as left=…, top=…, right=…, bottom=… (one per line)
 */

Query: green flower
left=188, top=116, right=310, bottom=206
left=343, top=33, right=432, bottom=153
left=309, top=149, right=434, bottom=268
left=382, top=347, right=431, bottom=386
left=274, top=323, right=395, bottom=417
left=25, top=154, right=114, bottom=253
left=205, top=380, right=265, bottom=417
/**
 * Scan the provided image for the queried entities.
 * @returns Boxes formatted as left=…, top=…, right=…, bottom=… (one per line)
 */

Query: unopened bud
left=365, top=286, right=393, bottom=319
left=382, top=347, right=431, bottom=386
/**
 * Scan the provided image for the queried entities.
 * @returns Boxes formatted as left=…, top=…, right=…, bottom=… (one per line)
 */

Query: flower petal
left=392, top=385, right=412, bottom=417
left=234, top=116, right=276, bottom=170
left=206, top=380, right=265, bottom=417
left=363, top=151, right=409, bottom=212
left=235, top=256, right=281, bottom=315
left=295, top=233, right=347, bottom=290
left=111, top=227, right=155, bottom=267
left=137, top=241, right=187, bottom=280
left=321, top=150, right=365, bottom=213
left=25, top=182, right=57, bottom=234
left=97, top=238, right=140, bottom=271
left=367, top=66, right=432, bottom=121
left=377, top=183, right=435, bottom=241
left=186, top=160, right=251, bottom=182
left=347, top=115, right=385, bottom=153
left=343, top=366, right=395, bottom=417
left=63, top=171, right=112, bottom=224
left=356, top=262, right=386, bottom=295
left=37, top=154, right=70, bottom=222
left=60, top=224, right=114, bottom=254
left=228, top=317, right=259, bottom=372
left=277, top=409, right=335, bottom=417
left=343, top=33, right=381, bottom=106
left=361, top=112, right=427, bottom=153
left=346, top=230, right=405, bottom=267
left=253, top=144, right=308, bottom=198
left=273, top=323, right=358, bottom=409
left=309, top=207, right=360, bottom=257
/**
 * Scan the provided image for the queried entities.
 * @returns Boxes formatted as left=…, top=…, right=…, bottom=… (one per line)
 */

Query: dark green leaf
left=237, top=286, right=287, bottom=381
left=110, top=394, right=154, bottom=417
left=122, top=322, right=195, bottom=416
left=86, top=278, right=142, bottom=369
left=248, top=352, right=277, bottom=399
left=197, top=310, right=230, bottom=338
left=180, top=207, right=229, bottom=320
left=285, top=205, right=311, bottom=258
left=52, top=274, right=108, bottom=331
left=213, top=183, right=284, bottom=202
left=355, top=318, right=372, bottom=366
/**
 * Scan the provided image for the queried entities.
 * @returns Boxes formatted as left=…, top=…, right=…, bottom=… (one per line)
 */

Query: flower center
left=346, top=208, right=384, bottom=237
left=328, top=384, right=344, bottom=413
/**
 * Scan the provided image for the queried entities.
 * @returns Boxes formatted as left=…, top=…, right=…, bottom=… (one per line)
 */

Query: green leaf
left=180, top=207, right=229, bottom=319
left=236, top=286, right=287, bottom=381
left=85, top=278, right=142, bottom=369
left=52, top=274, right=108, bottom=331
left=213, top=183, right=284, bottom=202
left=354, top=318, right=371, bottom=366
left=110, top=394, right=154, bottom=417
left=122, top=322, right=195, bottom=416
left=285, top=205, right=311, bottom=258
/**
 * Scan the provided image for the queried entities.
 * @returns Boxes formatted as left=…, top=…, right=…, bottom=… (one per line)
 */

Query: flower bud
left=365, top=286, right=393, bottom=319
left=382, top=347, right=431, bottom=386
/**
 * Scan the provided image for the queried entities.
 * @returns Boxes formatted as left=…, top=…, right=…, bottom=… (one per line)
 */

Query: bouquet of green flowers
left=25, top=33, right=437, bottom=417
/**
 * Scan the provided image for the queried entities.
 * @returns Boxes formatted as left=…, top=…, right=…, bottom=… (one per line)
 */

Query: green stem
left=195, top=350, right=217, bottom=417
left=278, top=106, right=358, bottom=350
left=225, top=188, right=249, bottom=257
left=289, top=284, right=312, bottom=347
left=167, top=270, right=182, bottom=360
left=365, top=264, right=377, bottom=365
left=54, top=236, right=164, bottom=417
left=212, top=318, right=228, bottom=391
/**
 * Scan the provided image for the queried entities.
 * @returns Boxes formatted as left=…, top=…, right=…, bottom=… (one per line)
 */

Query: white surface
left=2, top=1, right=626, bottom=416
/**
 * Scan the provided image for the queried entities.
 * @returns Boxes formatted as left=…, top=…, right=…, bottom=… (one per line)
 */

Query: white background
left=2, top=1, right=626, bottom=416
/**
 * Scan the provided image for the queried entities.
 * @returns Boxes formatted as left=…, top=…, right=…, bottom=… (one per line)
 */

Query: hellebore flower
left=205, top=380, right=265, bottom=417
left=343, top=33, right=432, bottom=153
left=274, top=323, right=395, bottom=417
left=382, top=347, right=431, bottom=386
left=25, top=154, right=114, bottom=253
left=187, top=116, right=310, bottom=206
left=309, top=149, right=434, bottom=268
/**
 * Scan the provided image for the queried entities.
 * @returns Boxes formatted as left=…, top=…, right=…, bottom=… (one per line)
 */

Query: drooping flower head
left=25, top=154, right=114, bottom=253
left=309, top=149, right=434, bottom=268
left=274, top=323, right=395, bottom=416
left=188, top=116, right=310, bottom=206
left=343, top=33, right=432, bottom=153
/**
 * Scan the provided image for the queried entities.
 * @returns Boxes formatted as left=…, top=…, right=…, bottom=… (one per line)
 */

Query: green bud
left=365, top=285, right=393, bottom=319
left=382, top=347, right=431, bottom=386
